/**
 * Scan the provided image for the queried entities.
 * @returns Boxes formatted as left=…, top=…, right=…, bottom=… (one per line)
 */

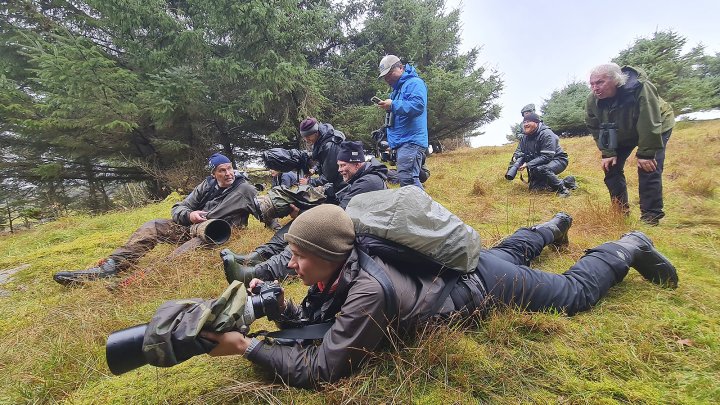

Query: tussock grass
left=1, top=121, right=719, bottom=403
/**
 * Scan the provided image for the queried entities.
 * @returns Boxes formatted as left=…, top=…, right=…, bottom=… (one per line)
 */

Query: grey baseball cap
left=378, top=54, right=401, bottom=78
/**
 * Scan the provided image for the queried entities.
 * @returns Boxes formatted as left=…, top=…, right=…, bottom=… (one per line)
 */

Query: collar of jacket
left=392, top=63, right=419, bottom=92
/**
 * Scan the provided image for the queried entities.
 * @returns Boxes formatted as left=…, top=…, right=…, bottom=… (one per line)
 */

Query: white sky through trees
left=442, top=0, right=720, bottom=146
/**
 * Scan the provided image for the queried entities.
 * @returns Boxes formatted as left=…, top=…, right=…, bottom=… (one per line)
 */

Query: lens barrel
left=106, top=323, right=148, bottom=375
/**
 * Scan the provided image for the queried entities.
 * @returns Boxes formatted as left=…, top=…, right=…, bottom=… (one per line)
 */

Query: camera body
left=251, top=282, right=283, bottom=320
left=372, top=128, right=397, bottom=164
left=599, top=122, right=618, bottom=150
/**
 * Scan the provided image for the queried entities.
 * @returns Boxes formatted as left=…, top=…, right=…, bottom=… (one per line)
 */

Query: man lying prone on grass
left=197, top=203, right=676, bottom=388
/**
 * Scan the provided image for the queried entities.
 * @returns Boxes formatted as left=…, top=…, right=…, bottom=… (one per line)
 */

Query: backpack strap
left=426, top=271, right=460, bottom=319
left=357, top=250, right=399, bottom=320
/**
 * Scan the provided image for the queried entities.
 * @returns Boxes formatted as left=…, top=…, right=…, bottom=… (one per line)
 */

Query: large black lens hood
left=106, top=323, right=148, bottom=375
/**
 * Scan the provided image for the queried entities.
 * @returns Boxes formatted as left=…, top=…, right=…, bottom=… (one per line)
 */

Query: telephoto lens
left=106, top=324, right=149, bottom=376
left=106, top=281, right=260, bottom=375
left=189, top=219, right=231, bottom=244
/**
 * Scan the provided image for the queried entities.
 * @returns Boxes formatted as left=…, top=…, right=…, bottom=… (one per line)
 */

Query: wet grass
left=1, top=120, right=719, bottom=403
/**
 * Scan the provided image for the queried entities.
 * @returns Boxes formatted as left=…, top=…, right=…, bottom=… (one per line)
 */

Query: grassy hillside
left=1, top=120, right=718, bottom=404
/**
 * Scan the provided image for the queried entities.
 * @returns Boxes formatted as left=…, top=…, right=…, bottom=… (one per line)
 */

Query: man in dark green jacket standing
left=586, top=63, right=675, bottom=225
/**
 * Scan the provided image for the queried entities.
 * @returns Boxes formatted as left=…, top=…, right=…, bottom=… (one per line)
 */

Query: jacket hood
left=313, top=123, right=346, bottom=156
left=621, top=65, right=646, bottom=92
left=393, top=63, right=420, bottom=91
left=349, top=158, right=388, bottom=184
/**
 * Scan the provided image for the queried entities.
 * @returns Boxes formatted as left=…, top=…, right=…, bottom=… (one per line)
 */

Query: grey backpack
left=345, top=186, right=481, bottom=274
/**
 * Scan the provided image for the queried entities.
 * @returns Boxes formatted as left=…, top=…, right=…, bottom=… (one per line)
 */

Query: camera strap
left=257, top=321, right=335, bottom=341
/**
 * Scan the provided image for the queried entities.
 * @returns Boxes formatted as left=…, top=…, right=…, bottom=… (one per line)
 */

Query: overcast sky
left=442, top=0, right=720, bottom=146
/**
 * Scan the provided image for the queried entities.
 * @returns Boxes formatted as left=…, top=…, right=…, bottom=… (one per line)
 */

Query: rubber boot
left=611, top=231, right=678, bottom=288
left=532, top=212, right=573, bottom=246
left=219, top=248, right=265, bottom=267
left=220, top=249, right=256, bottom=285
left=53, top=258, right=120, bottom=286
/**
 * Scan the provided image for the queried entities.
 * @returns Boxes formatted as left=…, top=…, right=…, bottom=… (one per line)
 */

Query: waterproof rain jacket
left=251, top=160, right=389, bottom=280
left=334, top=158, right=389, bottom=209
left=512, top=123, right=568, bottom=170
left=246, top=247, right=486, bottom=388
left=271, top=171, right=298, bottom=188
left=387, top=64, right=429, bottom=149
left=585, top=65, right=675, bottom=159
left=308, top=123, right=346, bottom=189
left=171, top=172, right=258, bottom=227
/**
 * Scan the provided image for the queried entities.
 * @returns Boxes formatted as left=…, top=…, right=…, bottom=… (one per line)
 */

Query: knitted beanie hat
left=299, top=117, right=319, bottom=136
left=284, top=205, right=355, bottom=262
left=523, top=112, right=541, bottom=123
left=337, top=141, right=366, bottom=163
left=208, top=153, right=231, bottom=173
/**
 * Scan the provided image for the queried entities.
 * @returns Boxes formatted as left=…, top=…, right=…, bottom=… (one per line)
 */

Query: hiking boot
left=556, top=187, right=571, bottom=198
left=640, top=213, right=663, bottom=226
left=219, top=248, right=265, bottom=267
left=532, top=212, right=573, bottom=246
left=220, top=249, right=256, bottom=285
left=563, top=175, right=578, bottom=190
left=53, top=258, right=120, bottom=286
left=612, top=231, right=678, bottom=288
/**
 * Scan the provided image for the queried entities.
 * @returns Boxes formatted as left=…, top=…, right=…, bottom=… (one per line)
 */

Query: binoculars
left=599, top=122, right=618, bottom=150
left=106, top=283, right=283, bottom=375
left=189, top=218, right=231, bottom=244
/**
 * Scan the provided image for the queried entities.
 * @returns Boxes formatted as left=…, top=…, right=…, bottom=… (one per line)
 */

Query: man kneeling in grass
left=201, top=204, right=677, bottom=388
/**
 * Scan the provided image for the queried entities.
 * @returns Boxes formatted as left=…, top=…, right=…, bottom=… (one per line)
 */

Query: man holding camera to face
left=198, top=203, right=677, bottom=388
left=586, top=63, right=675, bottom=225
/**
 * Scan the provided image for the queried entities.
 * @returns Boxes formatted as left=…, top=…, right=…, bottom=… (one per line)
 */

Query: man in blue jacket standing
left=376, top=54, right=429, bottom=189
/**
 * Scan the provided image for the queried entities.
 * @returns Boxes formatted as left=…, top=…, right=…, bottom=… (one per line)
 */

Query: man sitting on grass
left=201, top=204, right=677, bottom=388
left=53, top=153, right=262, bottom=285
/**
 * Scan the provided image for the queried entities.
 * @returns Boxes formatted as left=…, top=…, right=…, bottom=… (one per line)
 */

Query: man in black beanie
left=508, top=113, right=577, bottom=197
left=201, top=204, right=677, bottom=389
left=220, top=141, right=388, bottom=284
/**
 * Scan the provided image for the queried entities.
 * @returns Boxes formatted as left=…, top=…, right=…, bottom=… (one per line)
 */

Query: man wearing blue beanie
left=53, top=152, right=262, bottom=286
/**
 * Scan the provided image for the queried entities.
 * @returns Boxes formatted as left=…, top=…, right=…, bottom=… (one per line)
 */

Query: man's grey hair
left=590, top=63, right=627, bottom=86
left=391, top=61, right=403, bottom=70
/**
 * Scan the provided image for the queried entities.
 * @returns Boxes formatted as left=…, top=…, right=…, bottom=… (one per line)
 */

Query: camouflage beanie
left=284, top=205, right=355, bottom=262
